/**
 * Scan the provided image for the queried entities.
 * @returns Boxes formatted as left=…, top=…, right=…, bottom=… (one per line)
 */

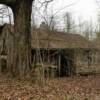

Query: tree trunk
left=7, top=0, right=32, bottom=78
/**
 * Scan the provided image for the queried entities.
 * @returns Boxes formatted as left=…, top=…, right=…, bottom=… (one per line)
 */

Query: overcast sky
left=33, top=0, right=99, bottom=31
left=48, top=0, right=98, bottom=20
left=0, top=0, right=99, bottom=29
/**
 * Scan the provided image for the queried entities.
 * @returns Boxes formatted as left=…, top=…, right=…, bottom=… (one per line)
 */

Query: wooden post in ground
left=58, top=50, right=61, bottom=77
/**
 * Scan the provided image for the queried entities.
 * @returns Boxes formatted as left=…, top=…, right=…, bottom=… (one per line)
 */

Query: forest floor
left=0, top=74, right=100, bottom=100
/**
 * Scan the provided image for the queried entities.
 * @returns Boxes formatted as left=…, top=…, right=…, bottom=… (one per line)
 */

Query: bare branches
left=53, top=0, right=80, bottom=16
left=96, top=0, right=100, bottom=8
left=0, top=5, right=12, bottom=24
left=33, top=0, right=81, bottom=31
left=38, top=0, right=53, bottom=6
left=36, top=0, right=53, bottom=10
left=33, top=0, right=56, bottom=30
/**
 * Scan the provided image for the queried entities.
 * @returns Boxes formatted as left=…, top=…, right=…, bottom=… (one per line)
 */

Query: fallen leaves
left=0, top=74, right=100, bottom=100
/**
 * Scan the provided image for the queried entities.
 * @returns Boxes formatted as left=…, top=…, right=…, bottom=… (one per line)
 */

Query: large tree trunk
left=7, top=0, right=33, bottom=78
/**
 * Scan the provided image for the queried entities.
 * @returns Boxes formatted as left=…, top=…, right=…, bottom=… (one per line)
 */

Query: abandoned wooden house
left=31, top=28, right=100, bottom=76
left=0, top=24, right=100, bottom=77
left=0, top=24, right=13, bottom=72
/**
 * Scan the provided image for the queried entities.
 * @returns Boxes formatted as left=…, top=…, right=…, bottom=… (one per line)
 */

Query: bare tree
left=95, top=15, right=100, bottom=40
left=83, top=20, right=94, bottom=40
left=64, top=12, right=75, bottom=33
left=0, top=0, right=55, bottom=79
left=0, top=0, right=34, bottom=78
left=83, top=22, right=90, bottom=40
left=35, top=0, right=57, bottom=31
left=78, top=16, right=84, bottom=34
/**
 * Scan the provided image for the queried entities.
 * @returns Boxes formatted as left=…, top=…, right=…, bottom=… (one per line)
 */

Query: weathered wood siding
left=75, top=49, right=100, bottom=74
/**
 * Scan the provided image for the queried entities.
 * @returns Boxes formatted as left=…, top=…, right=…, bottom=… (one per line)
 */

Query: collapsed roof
left=31, top=29, right=91, bottom=49
left=0, top=24, right=95, bottom=49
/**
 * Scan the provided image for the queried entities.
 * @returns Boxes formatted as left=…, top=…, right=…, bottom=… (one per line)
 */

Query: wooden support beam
left=58, top=50, right=61, bottom=77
